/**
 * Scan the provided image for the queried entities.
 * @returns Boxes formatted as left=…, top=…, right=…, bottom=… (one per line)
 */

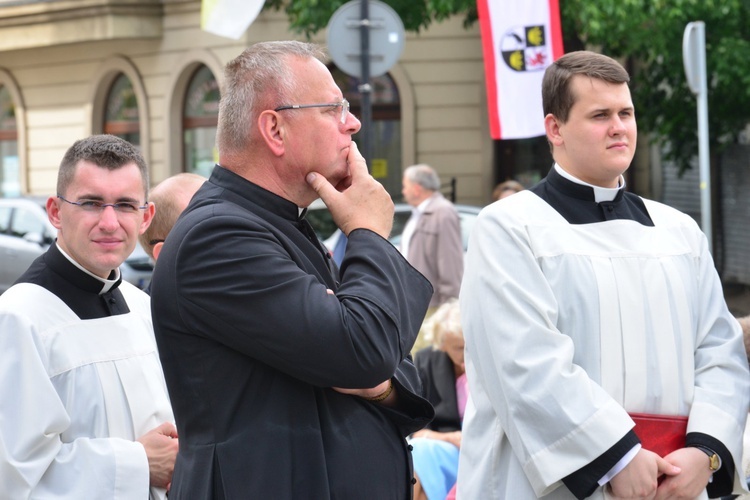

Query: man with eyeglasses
left=0, top=134, right=178, bottom=499
left=151, top=41, right=435, bottom=498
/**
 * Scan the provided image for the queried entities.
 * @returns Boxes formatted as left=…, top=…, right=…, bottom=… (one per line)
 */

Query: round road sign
left=326, top=0, right=405, bottom=78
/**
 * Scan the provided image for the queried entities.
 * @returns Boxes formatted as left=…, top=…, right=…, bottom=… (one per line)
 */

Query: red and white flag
left=478, top=0, right=564, bottom=139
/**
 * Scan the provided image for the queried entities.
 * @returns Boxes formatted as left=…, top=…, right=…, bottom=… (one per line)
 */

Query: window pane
left=0, top=140, right=19, bottom=197
left=184, top=126, right=217, bottom=178
left=332, top=71, right=400, bottom=107
left=183, top=66, right=219, bottom=174
left=354, top=120, right=401, bottom=195
left=104, top=74, right=140, bottom=145
left=184, top=66, right=220, bottom=118
left=329, top=67, right=402, bottom=198
left=0, top=85, right=19, bottom=197
left=0, top=86, right=16, bottom=131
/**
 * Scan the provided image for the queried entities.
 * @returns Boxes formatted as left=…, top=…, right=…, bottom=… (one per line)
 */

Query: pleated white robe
left=458, top=191, right=750, bottom=499
left=0, top=281, right=173, bottom=499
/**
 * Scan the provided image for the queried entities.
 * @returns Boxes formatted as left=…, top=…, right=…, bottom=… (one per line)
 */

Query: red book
left=629, top=413, right=688, bottom=457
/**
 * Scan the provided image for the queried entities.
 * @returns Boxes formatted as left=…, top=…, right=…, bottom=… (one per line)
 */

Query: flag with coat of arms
left=478, top=0, right=564, bottom=139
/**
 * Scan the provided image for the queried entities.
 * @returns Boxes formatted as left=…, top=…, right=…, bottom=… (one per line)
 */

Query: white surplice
left=457, top=190, right=750, bottom=499
left=0, top=281, right=173, bottom=499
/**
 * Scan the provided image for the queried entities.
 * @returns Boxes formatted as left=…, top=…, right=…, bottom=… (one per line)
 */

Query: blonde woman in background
left=411, top=299, right=466, bottom=500
left=491, top=179, right=524, bottom=201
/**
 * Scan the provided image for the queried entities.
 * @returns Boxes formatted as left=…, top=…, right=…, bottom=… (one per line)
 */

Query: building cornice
left=0, top=0, right=163, bottom=51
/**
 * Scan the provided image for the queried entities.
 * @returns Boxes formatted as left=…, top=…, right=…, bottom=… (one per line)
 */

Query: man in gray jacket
left=400, top=164, right=464, bottom=311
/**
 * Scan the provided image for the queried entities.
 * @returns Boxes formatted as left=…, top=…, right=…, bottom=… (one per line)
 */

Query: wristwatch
left=695, top=446, right=721, bottom=472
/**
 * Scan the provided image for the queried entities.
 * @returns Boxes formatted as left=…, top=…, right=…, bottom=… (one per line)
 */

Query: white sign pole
left=682, top=21, right=712, bottom=253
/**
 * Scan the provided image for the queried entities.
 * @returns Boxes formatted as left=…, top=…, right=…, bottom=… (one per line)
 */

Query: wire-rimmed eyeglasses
left=274, top=98, right=350, bottom=124
left=57, top=195, right=149, bottom=215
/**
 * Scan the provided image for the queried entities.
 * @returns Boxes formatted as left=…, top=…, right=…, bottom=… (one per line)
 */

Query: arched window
left=0, top=85, right=19, bottom=197
left=330, top=68, right=402, bottom=196
left=104, top=74, right=140, bottom=146
left=183, top=65, right=219, bottom=177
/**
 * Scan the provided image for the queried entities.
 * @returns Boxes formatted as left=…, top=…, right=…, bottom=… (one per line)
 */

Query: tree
left=267, top=0, right=750, bottom=174
left=264, top=0, right=477, bottom=35
left=560, top=0, right=750, bottom=174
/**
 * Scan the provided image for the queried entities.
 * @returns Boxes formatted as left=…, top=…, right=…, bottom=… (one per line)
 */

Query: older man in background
left=400, top=164, right=463, bottom=351
left=139, top=172, right=206, bottom=263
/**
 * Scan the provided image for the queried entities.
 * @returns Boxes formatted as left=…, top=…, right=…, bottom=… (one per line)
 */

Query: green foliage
left=263, top=0, right=477, bottom=36
left=267, top=0, right=750, bottom=173
left=560, top=0, right=750, bottom=173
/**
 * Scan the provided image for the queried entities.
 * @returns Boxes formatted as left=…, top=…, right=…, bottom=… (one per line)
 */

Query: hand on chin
left=334, top=175, right=352, bottom=192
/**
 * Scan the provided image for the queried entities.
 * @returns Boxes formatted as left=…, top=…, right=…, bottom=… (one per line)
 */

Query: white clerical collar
left=55, top=242, right=121, bottom=294
left=554, top=163, right=626, bottom=203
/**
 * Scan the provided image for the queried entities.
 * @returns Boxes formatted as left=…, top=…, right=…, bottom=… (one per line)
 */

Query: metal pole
left=694, top=24, right=712, bottom=253
left=359, top=0, right=373, bottom=167
left=683, top=21, right=711, bottom=253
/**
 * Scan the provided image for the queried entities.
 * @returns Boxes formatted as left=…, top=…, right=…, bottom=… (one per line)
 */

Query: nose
left=344, top=111, right=361, bottom=135
left=97, top=205, right=120, bottom=231
left=610, top=115, right=626, bottom=135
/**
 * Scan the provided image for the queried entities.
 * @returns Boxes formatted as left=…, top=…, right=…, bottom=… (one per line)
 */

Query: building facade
left=0, top=0, right=501, bottom=205
left=5, top=0, right=750, bottom=291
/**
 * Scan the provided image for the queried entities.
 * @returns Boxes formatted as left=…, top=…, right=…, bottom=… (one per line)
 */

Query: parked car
left=121, top=242, right=154, bottom=290
left=306, top=198, right=482, bottom=257
left=0, top=197, right=153, bottom=293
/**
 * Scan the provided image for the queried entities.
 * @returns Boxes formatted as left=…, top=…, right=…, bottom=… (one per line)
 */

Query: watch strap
left=694, top=446, right=721, bottom=472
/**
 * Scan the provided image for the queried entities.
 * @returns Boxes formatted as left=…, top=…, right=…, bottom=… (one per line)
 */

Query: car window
left=11, top=207, right=47, bottom=239
left=0, top=207, right=10, bottom=233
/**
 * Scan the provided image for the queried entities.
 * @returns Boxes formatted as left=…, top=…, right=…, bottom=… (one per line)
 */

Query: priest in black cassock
left=151, top=41, right=434, bottom=499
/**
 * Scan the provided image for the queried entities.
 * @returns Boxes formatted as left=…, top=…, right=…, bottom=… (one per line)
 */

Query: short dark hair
left=542, top=51, right=630, bottom=124
left=57, top=134, right=149, bottom=198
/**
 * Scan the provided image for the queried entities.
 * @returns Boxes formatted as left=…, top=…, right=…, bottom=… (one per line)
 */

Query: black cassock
left=152, top=164, right=435, bottom=499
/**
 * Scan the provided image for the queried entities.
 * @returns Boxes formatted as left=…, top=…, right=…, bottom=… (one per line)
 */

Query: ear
left=258, top=110, right=285, bottom=157
left=139, top=201, right=155, bottom=235
left=46, top=196, right=63, bottom=230
left=544, top=113, right=564, bottom=147
left=152, top=241, right=164, bottom=262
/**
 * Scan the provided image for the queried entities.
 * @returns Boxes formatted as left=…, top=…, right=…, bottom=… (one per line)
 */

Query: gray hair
left=57, top=134, right=149, bottom=198
left=403, top=164, right=441, bottom=192
left=217, top=41, right=327, bottom=155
